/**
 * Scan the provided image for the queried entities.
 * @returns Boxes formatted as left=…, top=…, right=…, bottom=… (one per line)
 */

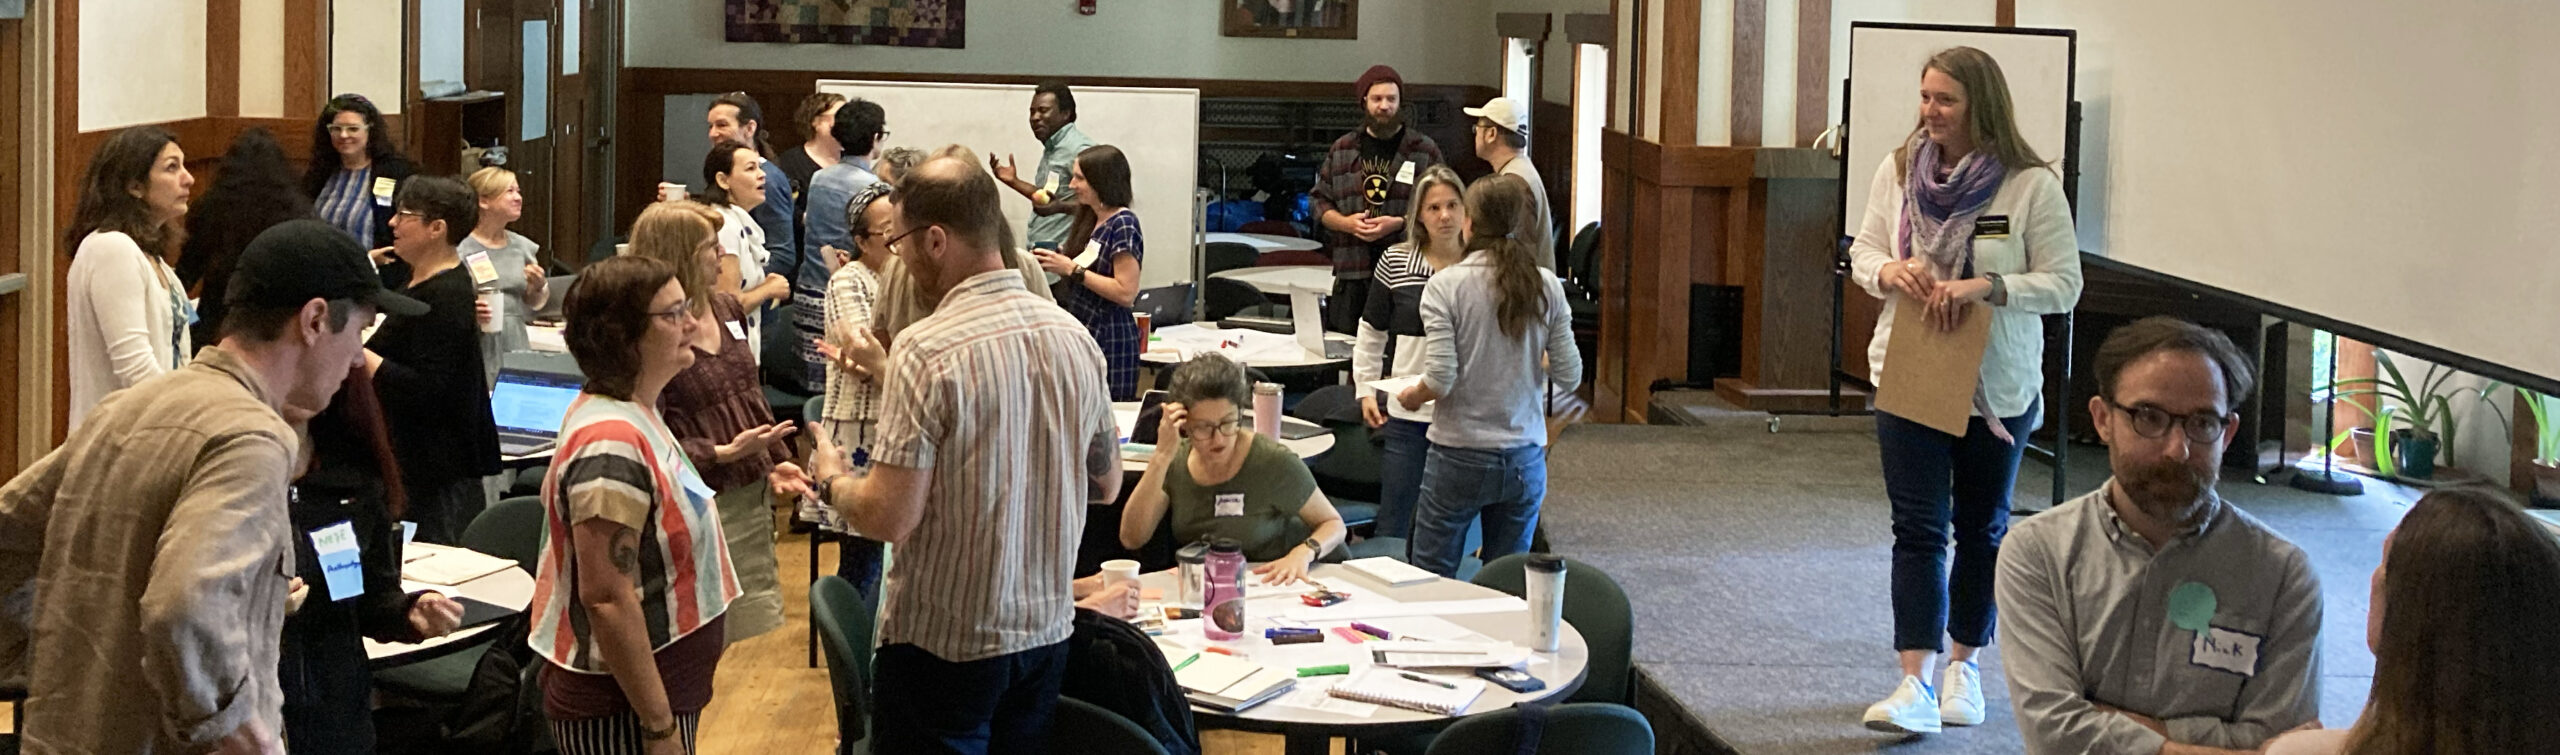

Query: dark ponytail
left=1464, top=174, right=1547, bottom=340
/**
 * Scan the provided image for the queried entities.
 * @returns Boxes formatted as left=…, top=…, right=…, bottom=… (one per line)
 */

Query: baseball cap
left=1464, top=97, right=1527, bottom=135
left=228, top=219, right=429, bottom=317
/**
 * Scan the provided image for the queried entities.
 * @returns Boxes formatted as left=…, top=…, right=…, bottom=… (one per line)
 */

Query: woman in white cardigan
left=65, top=126, right=198, bottom=430
left=1848, top=46, right=2082, bottom=736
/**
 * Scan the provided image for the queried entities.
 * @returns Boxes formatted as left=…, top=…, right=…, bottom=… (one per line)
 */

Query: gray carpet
left=1544, top=420, right=2410, bottom=754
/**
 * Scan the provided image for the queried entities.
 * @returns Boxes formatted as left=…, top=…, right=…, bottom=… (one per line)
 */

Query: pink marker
left=1331, top=627, right=1368, bottom=644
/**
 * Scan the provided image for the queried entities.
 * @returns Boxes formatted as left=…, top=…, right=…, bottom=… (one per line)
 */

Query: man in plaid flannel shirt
left=1310, top=64, right=1444, bottom=332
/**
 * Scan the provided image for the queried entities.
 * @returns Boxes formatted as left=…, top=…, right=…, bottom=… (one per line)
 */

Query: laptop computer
left=491, top=366, right=584, bottom=457
left=1289, top=288, right=1352, bottom=360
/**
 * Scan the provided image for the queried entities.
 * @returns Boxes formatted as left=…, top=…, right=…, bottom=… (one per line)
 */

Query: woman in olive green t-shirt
left=1121, top=354, right=1348, bottom=584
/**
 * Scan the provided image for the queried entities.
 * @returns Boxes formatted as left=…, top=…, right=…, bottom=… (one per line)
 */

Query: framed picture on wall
left=1223, top=0, right=1356, bottom=39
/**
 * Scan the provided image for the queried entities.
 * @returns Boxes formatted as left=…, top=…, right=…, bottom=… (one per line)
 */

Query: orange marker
left=1203, top=646, right=1238, bottom=656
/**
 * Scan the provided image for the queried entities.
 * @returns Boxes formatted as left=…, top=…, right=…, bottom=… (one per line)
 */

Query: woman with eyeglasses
left=622, top=201, right=796, bottom=644
left=1845, top=47, right=2083, bottom=733
left=1120, top=353, right=1347, bottom=586
left=364, top=176, right=502, bottom=546
left=64, top=126, right=196, bottom=430
left=303, top=94, right=416, bottom=265
left=806, top=183, right=896, bottom=594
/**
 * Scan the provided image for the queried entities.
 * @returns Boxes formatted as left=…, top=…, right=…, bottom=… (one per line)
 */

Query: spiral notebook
left=1326, top=667, right=1487, bottom=716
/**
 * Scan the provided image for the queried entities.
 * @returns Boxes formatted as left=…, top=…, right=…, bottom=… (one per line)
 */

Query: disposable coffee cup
left=1134, top=311, right=1153, bottom=346
left=1101, top=558, right=1141, bottom=588
left=478, top=288, right=504, bottom=334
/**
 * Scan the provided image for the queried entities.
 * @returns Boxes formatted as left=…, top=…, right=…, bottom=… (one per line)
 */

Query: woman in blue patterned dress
left=1033, top=144, right=1145, bottom=400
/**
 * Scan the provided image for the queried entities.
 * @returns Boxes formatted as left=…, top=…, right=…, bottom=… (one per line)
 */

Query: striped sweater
left=528, top=394, right=741, bottom=672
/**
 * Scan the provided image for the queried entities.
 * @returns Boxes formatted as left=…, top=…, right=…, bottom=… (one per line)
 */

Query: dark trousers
left=1374, top=418, right=1430, bottom=539
left=836, top=536, right=887, bottom=601
left=871, top=640, right=1070, bottom=755
left=1325, top=275, right=1370, bottom=334
left=407, top=477, right=485, bottom=546
left=1876, top=407, right=2035, bottom=652
left=1409, top=443, right=1546, bottom=579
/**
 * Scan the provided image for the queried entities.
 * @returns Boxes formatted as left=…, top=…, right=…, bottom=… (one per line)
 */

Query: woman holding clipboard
left=1848, top=46, right=2082, bottom=735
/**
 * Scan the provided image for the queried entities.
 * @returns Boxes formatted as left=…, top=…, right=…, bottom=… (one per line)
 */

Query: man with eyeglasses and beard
left=1309, top=65, right=1443, bottom=333
left=1995, top=316, right=2323, bottom=755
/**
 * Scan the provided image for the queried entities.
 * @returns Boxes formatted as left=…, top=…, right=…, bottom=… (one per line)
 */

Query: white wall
left=331, top=0, right=404, bottom=114
left=1824, top=0, right=1997, bottom=127
left=241, top=0, right=287, bottom=118
left=1693, top=0, right=1732, bottom=145
left=78, top=0, right=206, bottom=130
left=626, top=0, right=1498, bottom=88
left=1759, top=0, right=1797, bottom=146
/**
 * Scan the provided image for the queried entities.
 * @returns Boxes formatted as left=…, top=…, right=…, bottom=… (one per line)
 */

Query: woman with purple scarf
left=1848, top=46, right=2084, bottom=736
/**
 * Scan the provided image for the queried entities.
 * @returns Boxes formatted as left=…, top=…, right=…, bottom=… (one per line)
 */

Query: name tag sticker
left=1074, top=241, right=1103, bottom=269
left=1214, top=493, right=1246, bottom=518
left=1394, top=161, right=1417, bottom=185
left=309, top=522, right=365, bottom=602
left=465, top=252, right=500, bottom=285
left=1973, top=215, right=2012, bottom=238
left=372, top=176, right=398, bottom=207
left=724, top=320, right=747, bottom=341
left=2190, top=625, right=2262, bottom=677
left=1041, top=172, right=1060, bottom=196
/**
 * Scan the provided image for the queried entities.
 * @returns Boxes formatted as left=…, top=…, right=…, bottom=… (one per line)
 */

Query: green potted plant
left=2522, top=389, right=2560, bottom=503
left=2319, top=352, right=2508, bottom=480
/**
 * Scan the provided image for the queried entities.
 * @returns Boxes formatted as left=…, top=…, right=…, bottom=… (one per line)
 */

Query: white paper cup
left=479, top=289, right=505, bottom=334
left=1101, top=558, right=1141, bottom=588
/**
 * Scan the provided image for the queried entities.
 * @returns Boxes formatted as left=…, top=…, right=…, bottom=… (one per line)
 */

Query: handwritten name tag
left=310, top=522, right=365, bottom=602
left=2190, top=625, right=2262, bottom=677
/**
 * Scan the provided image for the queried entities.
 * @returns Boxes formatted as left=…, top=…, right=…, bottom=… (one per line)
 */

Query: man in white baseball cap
left=1463, top=97, right=1555, bottom=270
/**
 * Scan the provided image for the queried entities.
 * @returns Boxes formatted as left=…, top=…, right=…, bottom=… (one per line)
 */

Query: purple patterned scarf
left=1898, top=136, right=2016, bottom=443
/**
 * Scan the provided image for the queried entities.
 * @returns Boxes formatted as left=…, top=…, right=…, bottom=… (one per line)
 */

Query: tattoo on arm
left=1087, top=431, right=1115, bottom=501
left=611, top=529, right=640, bottom=579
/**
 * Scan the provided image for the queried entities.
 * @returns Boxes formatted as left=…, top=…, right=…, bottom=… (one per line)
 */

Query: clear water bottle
left=1525, top=554, right=1567, bottom=653
left=1203, top=539, right=1247, bottom=641
left=1176, top=542, right=1210, bottom=610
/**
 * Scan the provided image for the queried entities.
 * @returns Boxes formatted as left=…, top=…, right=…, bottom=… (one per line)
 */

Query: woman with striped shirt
left=1354, top=164, right=1465, bottom=541
left=532, top=255, right=741, bottom=755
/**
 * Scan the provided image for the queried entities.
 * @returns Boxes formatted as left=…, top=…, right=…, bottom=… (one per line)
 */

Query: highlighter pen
left=1331, top=627, right=1369, bottom=644
left=1296, top=664, right=1351, bottom=677
left=1203, top=646, right=1239, bottom=656
left=1270, top=632, right=1325, bottom=645
left=1399, top=671, right=1459, bottom=689
left=1170, top=652, right=1201, bottom=673
left=1351, top=622, right=1395, bottom=640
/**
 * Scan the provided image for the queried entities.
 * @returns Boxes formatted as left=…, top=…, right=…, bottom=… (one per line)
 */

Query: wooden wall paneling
left=1728, top=0, right=1763, bottom=146
left=1, top=15, right=22, bottom=470
left=1657, top=0, right=1700, bottom=145
left=208, top=0, right=242, bottom=117
left=1595, top=128, right=1635, bottom=421
left=1996, top=0, right=2016, bottom=27
left=1623, top=173, right=1666, bottom=421
left=285, top=0, right=324, bottom=115
left=49, top=0, right=76, bottom=443
left=1794, top=0, right=1829, bottom=146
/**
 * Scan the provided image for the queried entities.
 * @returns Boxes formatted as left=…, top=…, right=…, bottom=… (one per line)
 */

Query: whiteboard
left=816, top=80, right=1202, bottom=288
left=1841, top=24, right=2075, bottom=237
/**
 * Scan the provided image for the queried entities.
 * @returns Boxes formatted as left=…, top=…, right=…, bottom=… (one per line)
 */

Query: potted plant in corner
left=2320, top=352, right=2508, bottom=480
left=2522, top=389, right=2560, bottom=504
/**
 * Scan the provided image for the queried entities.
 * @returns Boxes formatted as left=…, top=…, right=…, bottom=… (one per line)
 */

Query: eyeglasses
left=649, top=302, right=693, bottom=325
left=327, top=125, right=368, bottom=136
left=392, top=210, right=425, bottom=222
left=2101, top=397, right=2231, bottom=445
left=1183, top=418, right=1243, bottom=441
left=885, top=224, right=931, bottom=251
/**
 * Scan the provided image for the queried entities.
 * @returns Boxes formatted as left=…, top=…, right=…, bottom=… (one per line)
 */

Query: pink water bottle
left=1203, top=539, right=1247, bottom=641
left=1253, top=382, right=1282, bottom=438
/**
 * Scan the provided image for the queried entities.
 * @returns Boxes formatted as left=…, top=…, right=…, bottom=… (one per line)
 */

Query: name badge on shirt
left=465, top=251, right=500, bottom=286
left=1213, top=493, right=1246, bottom=518
left=309, top=522, right=365, bottom=602
left=1041, top=173, right=1060, bottom=196
left=1394, top=161, right=1417, bottom=185
left=2190, top=625, right=2262, bottom=677
left=1074, top=240, right=1104, bottom=269
left=371, top=176, right=398, bottom=207
left=725, top=320, right=747, bottom=341
left=1972, top=216, right=2012, bottom=239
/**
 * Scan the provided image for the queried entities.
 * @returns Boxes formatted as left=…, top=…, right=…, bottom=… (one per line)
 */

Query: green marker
left=1172, top=652, right=1201, bottom=673
left=1297, top=664, right=1350, bottom=677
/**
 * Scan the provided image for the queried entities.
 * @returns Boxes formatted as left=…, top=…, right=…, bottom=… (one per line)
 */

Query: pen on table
left=1170, top=652, right=1200, bottom=673
left=1204, top=646, right=1239, bottom=656
left=1398, top=671, right=1458, bottom=689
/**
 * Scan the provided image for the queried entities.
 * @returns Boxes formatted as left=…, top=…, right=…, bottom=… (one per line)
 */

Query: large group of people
left=0, top=51, right=2553, bottom=755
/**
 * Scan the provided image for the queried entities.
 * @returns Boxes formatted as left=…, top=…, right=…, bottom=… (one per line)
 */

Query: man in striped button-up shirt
left=775, top=156, right=1121, bottom=754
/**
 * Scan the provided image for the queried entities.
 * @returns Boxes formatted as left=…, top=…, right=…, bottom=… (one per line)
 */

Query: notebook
left=1170, top=651, right=1298, bottom=713
left=1327, top=667, right=1486, bottom=716
left=401, top=548, right=520, bottom=586
left=1343, top=556, right=1440, bottom=587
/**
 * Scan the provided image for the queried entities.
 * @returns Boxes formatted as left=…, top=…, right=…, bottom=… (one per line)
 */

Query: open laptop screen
left=491, top=370, right=583, bottom=435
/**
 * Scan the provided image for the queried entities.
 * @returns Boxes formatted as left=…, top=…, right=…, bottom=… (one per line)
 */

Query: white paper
left=1285, top=595, right=1530, bottom=622
left=400, top=548, right=519, bottom=586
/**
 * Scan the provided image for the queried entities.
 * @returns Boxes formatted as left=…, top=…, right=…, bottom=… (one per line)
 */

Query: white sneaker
left=1939, top=661, right=1986, bottom=726
left=1861, top=675, right=1943, bottom=734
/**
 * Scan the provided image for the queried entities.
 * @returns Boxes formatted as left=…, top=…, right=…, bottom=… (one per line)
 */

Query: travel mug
left=1176, top=542, right=1210, bottom=609
left=1203, top=539, right=1247, bottom=641
left=1253, top=382, right=1282, bottom=437
left=1525, top=554, right=1567, bottom=653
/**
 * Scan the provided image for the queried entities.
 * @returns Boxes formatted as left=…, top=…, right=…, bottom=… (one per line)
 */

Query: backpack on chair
left=1060, top=609, right=1200, bottom=755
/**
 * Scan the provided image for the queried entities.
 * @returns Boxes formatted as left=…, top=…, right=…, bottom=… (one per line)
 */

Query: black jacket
left=369, top=264, right=502, bottom=486
left=280, top=461, right=429, bottom=753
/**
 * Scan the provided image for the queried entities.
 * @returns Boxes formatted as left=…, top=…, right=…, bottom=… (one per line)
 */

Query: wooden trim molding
left=1657, top=0, right=1699, bottom=145
left=1997, top=0, right=2016, bottom=27
left=49, top=0, right=75, bottom=443
left=207, top=0, right=241, bottom=117
left=1496, top=12, right=1554, bottom=41
left=1728, top=0, right=1764, bottom=146
left=284, top=0, right=323, bottom=116
left=1794, top=0, right=1829, bottom=146
left=1564, top=13, right=1615, bottom=47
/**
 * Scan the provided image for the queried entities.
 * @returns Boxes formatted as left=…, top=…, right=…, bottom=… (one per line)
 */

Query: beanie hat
left=1354, top=65, right=1405, bottom=98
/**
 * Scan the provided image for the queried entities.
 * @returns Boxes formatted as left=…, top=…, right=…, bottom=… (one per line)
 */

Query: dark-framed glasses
left=1183, top=418, right=1244, bottom=441
left=2102, top=397, right=2230, bottom=445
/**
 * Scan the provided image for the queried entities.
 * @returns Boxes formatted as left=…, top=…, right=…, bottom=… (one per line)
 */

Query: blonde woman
left=1352, top=164, right=1465, bottom=541
left=1846, top=46, right=2083, bottom=734
left=463, top=167, right=548, bottom=385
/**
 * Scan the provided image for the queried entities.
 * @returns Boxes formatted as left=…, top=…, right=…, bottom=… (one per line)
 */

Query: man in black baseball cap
left=0, top=218, right=421, bottom=753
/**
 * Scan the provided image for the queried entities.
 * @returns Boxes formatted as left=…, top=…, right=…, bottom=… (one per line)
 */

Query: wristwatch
left=1072, top=266, right=1089, bottom=283
left=1302, top=536, right=1325, bottom=556
left=641, top=719, right=680, bottom=742
left=1984, top=272, right=2009, bottom=306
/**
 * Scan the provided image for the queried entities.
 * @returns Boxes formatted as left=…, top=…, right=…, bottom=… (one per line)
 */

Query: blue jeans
left=1410, top=443, right=1546, bottom=578
left=1877, top=407, right=2035, bottom=653
left=871, top=640, right=1069, bottom=755
left=1375, top=418, right=1431, bottom=540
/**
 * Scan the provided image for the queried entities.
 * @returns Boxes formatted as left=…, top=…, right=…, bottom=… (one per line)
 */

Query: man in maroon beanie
left=1309, top=64, right=1444, bottom=332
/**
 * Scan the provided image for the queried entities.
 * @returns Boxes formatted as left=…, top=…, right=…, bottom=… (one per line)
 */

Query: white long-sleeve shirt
left=1847, top=159, right=2083, bottom=419
left=1416, top=256, right=1582, bottom=449
left=67, top=231, right=192, bottom=430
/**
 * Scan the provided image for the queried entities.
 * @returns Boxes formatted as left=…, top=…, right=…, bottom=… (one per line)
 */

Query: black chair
left=1474, top=553, right=1636, bottom=706
left=1202, top=242, right=1260, bottom=277
left=811, top=575, right=878, bottom=755
left=1563, top=222, right=1601, bottom=297
left=1048, top=697, right=1172, bottom=755
left=1202, top=278, right=1270, bottom=322
left=1422, top=703, right=1653, bottom=755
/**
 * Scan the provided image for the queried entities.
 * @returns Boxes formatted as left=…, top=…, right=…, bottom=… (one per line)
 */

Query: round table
left=1206, top=232, right=1324, bottom=254
left=1114, top=402, right=1332, bottom=472
left=1138, top=324, right=1351, bottom=372
left=1138, top=563, right=1588, bottom=755
left=364, top=548, right=537, bottom=666
left=1209, top=265, right=1333, bottom=297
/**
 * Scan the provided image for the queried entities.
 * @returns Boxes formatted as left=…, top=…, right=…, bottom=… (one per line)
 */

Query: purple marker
left=1350, top=622, right=1393, bottom=640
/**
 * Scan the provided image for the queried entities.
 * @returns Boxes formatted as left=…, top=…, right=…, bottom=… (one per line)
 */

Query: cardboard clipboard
left=1873, top=295, right=1993, bottom=437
